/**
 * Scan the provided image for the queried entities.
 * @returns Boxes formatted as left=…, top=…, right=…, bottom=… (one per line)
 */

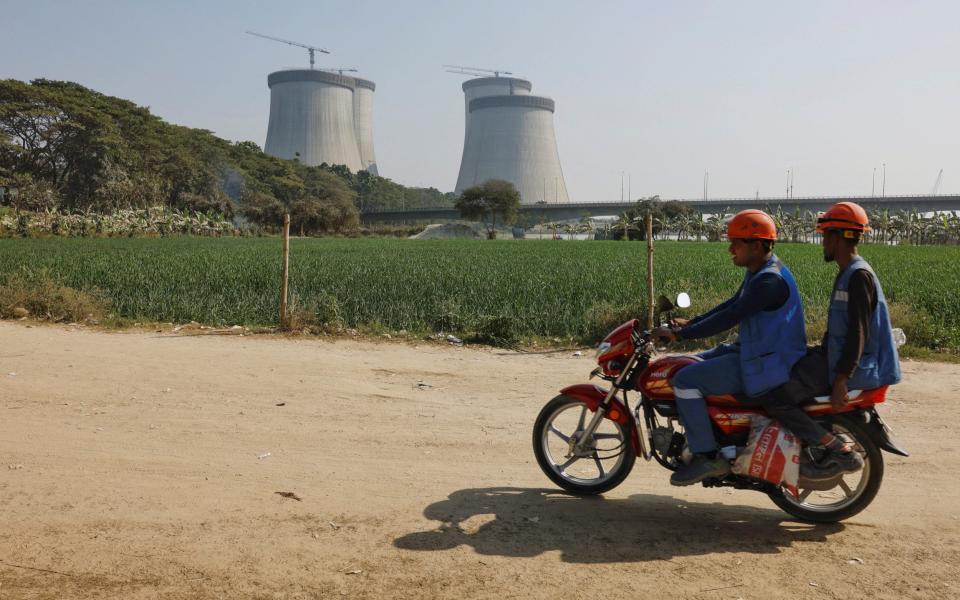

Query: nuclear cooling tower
left=351, top=77, right=378, bottom=175
left=454, top=77, right=569, bottom=204
left=460, top=76, right=531, bottom=137
left=264, top=69, right=363, bottom=171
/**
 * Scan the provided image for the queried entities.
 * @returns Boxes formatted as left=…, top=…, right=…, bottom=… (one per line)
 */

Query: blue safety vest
left=827, top=256, right=901, bottom=389
left=738, top=256, right=808, bottom=397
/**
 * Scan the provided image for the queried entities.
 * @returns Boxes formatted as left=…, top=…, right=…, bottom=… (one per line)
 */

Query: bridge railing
left=361, top=194, right=960, bottom=214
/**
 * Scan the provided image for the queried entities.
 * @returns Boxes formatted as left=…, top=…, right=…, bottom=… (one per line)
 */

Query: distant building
left=454, top=76, right=569, bottom=204
left=263, top=69, right=378, bottom=174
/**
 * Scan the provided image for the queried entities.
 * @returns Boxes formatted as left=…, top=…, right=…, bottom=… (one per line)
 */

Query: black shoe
left=800, top=448, right=865, bottom=480
left=670, top=455, right=731, bottom=487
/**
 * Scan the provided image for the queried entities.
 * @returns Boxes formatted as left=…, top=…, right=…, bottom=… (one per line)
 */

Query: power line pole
left=882, top=163, right=887, bottom=197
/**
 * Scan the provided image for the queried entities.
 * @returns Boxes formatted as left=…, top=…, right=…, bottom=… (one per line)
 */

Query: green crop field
left=1, top=238, right=958, bottom=352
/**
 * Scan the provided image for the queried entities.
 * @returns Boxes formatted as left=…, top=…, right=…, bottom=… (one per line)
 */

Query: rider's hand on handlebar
left=671, top=317, right=690, bottom=327
left=652, top=326, right=678, bottom=344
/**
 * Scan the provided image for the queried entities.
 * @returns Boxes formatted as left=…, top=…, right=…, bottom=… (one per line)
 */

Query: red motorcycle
left=532, top=294, right=909, bottom=523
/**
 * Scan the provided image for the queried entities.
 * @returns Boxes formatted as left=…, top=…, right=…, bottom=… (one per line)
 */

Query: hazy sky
left=3, top=1, right=958, bottom=201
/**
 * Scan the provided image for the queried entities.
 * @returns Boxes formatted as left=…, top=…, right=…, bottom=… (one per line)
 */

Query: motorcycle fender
left=559, top=384, right=641, bottom=453
left=865, top=408, right=910, bottom=457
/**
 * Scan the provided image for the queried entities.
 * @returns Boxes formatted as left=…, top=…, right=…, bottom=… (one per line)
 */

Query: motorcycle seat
left=806, top=389, right=864, bottom=405
left=708, top=389, right=866, bottom=407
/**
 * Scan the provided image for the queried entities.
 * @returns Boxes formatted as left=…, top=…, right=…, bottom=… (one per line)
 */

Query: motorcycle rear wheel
left=533, top=394, right=636, bottom=495
left=768, top=414, right=883, bottom=523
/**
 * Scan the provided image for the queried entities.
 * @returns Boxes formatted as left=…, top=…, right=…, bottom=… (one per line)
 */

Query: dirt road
left=1, top=322, right=958, bottom=599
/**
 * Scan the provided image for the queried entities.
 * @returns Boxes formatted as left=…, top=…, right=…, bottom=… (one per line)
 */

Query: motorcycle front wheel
left=769, top=414, right=883, bottom=523
left=532, top=394, right=636, bottom=495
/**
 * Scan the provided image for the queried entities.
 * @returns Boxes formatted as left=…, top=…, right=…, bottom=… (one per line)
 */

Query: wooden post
left=279, top=213, right=290, bottom=330
left=645, top=211, right=654, bottom=329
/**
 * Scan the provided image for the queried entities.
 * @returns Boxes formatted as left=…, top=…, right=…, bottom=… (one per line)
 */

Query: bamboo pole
left=279, top=213, right=290, bottom=330
left=645, top=211, right=654, bottom=329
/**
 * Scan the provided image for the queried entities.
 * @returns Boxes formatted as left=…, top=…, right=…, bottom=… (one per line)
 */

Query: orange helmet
left=726, top=210, right=777, bottom=241
left=816, top=202, right=871, bottom=236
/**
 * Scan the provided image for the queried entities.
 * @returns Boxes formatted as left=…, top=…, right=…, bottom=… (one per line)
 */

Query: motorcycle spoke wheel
left=770, top=415, right=884, bottom=523
left=787, top=424, right=870, bottom=511
left=544, top=403, right=624, bottom=484
left=533, top=395, right=636, bottom=495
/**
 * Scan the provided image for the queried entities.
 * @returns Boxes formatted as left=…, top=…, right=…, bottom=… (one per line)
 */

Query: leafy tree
left=455, top=179, right=521, bottom=239
left=0, top=78, right=447, bottom=234
left=706, top=210, right=730, bottom=241
left=611, top=196, right=695, bottom=240
left=289, top=196, right=323, bottom=236
left=176, top=190, right=235, bottom=218
left=241, top=190, right=285, bottom=228
left=4, top=173, right=58, bottom=212
left=318, top=195, right=359, bottom=233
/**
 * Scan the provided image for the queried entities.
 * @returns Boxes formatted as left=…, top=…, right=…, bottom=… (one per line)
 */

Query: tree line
left=595, top=204, right=960, bottom=245
left=0, top=79, right=455, bottom=235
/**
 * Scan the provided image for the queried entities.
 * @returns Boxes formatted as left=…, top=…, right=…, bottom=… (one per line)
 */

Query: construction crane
left=246, top=31, right=329, bottom=69
left=443, top=64, right=513, bottom=78
left=320, top=67, right=358, bottom=75
left=932, top=169, right=943, bottom=195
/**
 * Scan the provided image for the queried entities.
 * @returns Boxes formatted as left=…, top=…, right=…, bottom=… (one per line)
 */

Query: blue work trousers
left=670, top=346, right=744, bottom=454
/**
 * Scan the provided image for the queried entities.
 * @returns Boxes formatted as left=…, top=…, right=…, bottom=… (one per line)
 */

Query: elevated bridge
left=361, top=195, right=960, bottom=224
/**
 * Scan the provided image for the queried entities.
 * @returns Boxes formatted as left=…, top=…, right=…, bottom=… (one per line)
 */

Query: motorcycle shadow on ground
left=394, top=487, right=844, bottom=563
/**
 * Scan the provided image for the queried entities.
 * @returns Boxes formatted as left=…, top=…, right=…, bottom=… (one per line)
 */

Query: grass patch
left=467, top=314, right=521, bottom=348
left=0, top=238, right=958, bottom=358
left=0, top=268, right=110, bottom=323
left=286, top=291, right=345, bottom=333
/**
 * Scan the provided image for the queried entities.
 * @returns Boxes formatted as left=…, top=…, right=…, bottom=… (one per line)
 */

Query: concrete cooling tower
left=454, top=77, right=569, bottom=204
left=352, top=77, right=378, bottom=175
left=263, top=69, right=363, bottom=171
left=460, top=76, right=531, bottom=137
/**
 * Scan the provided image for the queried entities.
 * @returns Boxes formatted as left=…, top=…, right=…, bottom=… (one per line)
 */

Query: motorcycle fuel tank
left=637, top=355, right=699, bottom=400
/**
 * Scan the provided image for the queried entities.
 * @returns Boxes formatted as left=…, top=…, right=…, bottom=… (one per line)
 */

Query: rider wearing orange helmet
left=816, top=203, right=901, bottom=399
left=767, top=201, right=901, bottom=478
left=653, top=210, right=808, bottom=486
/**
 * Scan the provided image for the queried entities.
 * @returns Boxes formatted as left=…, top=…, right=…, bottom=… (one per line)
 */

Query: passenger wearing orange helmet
left=765, top=202, right=901, bottom=479
left=817, top=202, right=900, bottom=395
left=653, top=209, right=808, bottom=486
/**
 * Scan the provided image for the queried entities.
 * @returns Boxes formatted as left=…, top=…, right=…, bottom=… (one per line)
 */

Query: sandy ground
left=1, top=321, right=958, bottom=600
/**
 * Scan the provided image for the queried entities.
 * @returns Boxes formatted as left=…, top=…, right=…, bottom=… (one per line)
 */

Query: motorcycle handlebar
left=634, top=323, right=679, bottom=346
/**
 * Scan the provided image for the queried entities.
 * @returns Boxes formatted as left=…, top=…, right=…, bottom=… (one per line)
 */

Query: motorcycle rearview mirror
left=655, top=294, right=674, bottom=315
left=676, top=292, right=691, bottom=309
